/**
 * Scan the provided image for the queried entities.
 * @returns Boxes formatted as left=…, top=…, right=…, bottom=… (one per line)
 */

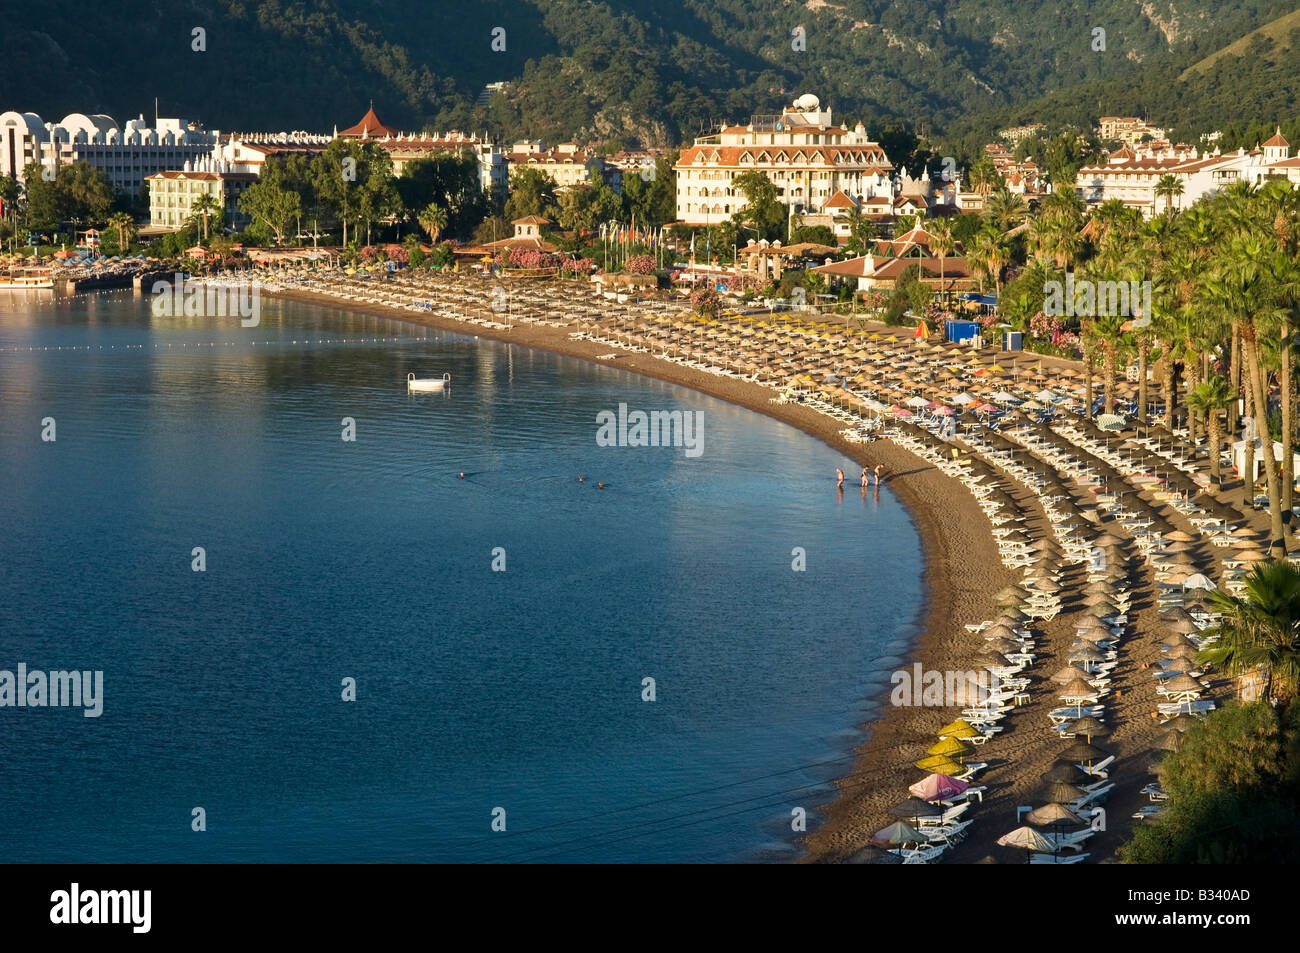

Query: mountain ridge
left=0, top=0, right=1292, bottom=147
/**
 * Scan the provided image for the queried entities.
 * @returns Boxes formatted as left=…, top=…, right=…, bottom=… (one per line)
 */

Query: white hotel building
left=1075, top=131, right=1298, bottom=218
left=0, top=110, right=219, bottom=198
left=673, top=94, right=895, bottom=226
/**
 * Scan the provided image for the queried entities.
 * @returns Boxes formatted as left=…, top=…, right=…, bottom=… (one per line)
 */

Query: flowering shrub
left=861, top=291, right=887, bottom=312
left=557, top=255, right=596, bottom=276
left=359, top=245, right=380, bottom=264
left=385, top=245, right=409, bottom=264
left=691, top=286, right=720, bottom=316
left=977, top=311, right=1000, bottom=330
left=624, top=254, right=657, bottom=275
left=507, top=246, right=550, bottom=269
left=1028, top=310, right=1067, bottom=341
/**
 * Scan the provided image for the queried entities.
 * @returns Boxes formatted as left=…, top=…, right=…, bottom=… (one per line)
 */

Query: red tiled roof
left=872, top=257, right=972, bottom=280
left=340, top=105, right=399, bottom=138
left=811, top=254, right=973, bottom=283
left=674, top=144, right=891, bottom=168
left=811, top=256, right=874, bottom=278
left=146, top=170, right=257, bottom=181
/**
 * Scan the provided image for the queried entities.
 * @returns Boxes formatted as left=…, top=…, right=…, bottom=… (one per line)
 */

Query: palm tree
left=1040, top=187, right=1086, bottom=224
left=928, top=218, right=954, bottom=307
left=1154, top=174, right=1184, bottom=215
left=418, top=203, right=448, bottom=246
left=1088, top=311, right=1130, bottom=414
left=1078, top=332, right=1098, bottom=419
left=1204, top=233, right=1286, bottom=556
left=966, top=157, right=1002, bottom=199
left=970, top=227, right=1008, bottom=299
left=842, top=203, right=875, bottom=254
left=107, top=211, right=135, bottom=255
left=190, top=192, right=221, bottom=243
left=1200, top=559, right=1300, bottom=705
left=1258, top=181, right=1300, bottom=524
left=1088, top=199, right=1129, bottom=249
left=983, top=188, right=1029, bottom=232
left=1187, top=374, right=1234, bottom=487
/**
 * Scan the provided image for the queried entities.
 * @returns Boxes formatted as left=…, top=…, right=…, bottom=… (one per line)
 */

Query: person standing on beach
left=874, top=464, right=886, bottom=486
left=836, top=467, right=845, bottom=488
left=861, top=466, right=870, bottom=488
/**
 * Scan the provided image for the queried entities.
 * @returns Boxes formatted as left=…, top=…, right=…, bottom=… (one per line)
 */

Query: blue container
left=946, top=320, right=980, bottom=344
left=1003, top=331, right=1023, bottom=351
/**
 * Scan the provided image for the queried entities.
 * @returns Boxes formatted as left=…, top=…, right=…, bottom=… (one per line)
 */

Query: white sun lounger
left=1042, top=827, right=1095, bottom=852
left=1075, top=754, right=1116, bottom=779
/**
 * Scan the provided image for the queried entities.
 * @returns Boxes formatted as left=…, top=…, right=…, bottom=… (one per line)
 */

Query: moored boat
left=0, top=267, right=55, bottom=290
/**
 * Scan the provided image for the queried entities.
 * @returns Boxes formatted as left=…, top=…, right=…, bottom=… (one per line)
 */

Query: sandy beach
left=263, top=276, right=1246, bottom=863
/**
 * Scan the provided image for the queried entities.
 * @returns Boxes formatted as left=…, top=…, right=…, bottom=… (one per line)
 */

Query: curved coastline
left=264, top=283, right=1010, bottom=862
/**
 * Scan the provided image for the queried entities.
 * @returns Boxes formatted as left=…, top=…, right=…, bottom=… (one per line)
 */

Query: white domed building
left=0, top=108, right=219, bottom=199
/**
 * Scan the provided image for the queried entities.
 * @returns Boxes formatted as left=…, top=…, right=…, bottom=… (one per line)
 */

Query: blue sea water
left=0, top=290, right=924, bottom=863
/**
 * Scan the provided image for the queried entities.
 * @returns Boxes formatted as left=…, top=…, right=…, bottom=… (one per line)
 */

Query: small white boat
left=407, top=372, right=450, bottom=392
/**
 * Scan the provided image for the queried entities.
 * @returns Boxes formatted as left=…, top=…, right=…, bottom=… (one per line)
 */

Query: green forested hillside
left=0, top=0, right=1292, bottom=146
left=944, top=8, right=1300, bottom=161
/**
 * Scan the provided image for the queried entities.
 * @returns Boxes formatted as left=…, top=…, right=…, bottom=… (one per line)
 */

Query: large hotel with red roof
left=672, top=94, right=897, bottom=227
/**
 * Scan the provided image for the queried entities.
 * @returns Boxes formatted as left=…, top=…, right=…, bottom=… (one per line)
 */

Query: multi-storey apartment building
left=146, top=164, right=256, bottom=231
left=1097, top=117, right=1166, bottom=146
left=0, top=110, right=218, bottom=198
left=505, top=140, right=603, bottom=191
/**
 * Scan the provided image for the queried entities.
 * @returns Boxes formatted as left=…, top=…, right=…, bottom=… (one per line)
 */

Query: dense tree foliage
left=20, top=161, right=115, bottom=231
left=1122, top=701, right=1300, bottom=863
left=8, top=0, right=1294, bottom=150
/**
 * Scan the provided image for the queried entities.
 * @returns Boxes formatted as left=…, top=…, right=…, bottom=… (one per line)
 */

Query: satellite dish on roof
left=794, top=94, right=820, bottom=110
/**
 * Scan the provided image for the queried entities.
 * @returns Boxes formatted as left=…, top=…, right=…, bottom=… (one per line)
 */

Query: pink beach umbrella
left=910, top=772, right=969, bottom=803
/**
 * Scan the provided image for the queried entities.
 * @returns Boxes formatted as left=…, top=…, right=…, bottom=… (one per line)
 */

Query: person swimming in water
left=459, top=472, right=465, bottom=479
left=836, top=467, right=844, bottom=488
left=578, top=476, right=584, bottom=483
left=597, top=482, right=605, bottom=489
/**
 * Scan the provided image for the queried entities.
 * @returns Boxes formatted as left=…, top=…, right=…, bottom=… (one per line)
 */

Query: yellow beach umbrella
left=927, top=737, right=973, bottom=759
left=938, top=719, right=981, bottom=740
left=915, top=755, right=964, bottom=774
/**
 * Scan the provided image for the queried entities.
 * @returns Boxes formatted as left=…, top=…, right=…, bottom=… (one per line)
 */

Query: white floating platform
left=407, top=372, right=450, bottom=392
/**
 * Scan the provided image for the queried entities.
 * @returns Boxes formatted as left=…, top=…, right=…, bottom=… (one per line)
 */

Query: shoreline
left=263, top=282, right=1010, bottom=862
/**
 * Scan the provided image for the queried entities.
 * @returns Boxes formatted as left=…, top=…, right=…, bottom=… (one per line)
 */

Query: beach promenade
left=251, top=267, right=1259, bottom=863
